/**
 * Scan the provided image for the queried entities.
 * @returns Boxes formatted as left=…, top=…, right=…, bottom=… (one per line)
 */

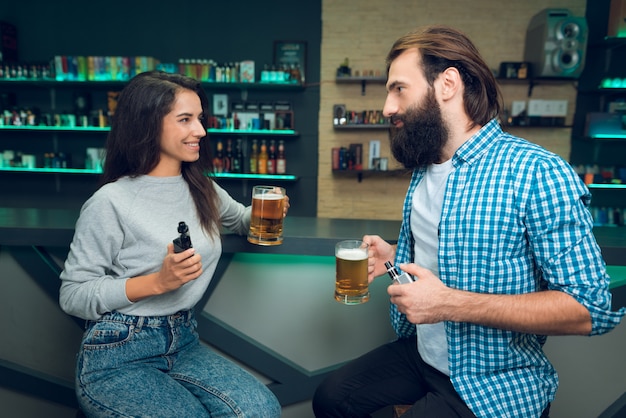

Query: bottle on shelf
left=276, top=140, right=286, bottom=174
left=249, top=139, right=259, bottom=174
left=213, top=140, right=224, bottom=173
left=267, top=139, right=277, bottom=174
left=223, top=139, right=233, bottom=173
left=232, top=138, right=244, bottom=173
left=258, top=140, right=268, bottom=174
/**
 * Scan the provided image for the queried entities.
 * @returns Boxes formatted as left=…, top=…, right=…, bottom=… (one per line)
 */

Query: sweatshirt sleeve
left=214, top=183, right=251, bottom=235
left=59, top=192, right=132, bottom=320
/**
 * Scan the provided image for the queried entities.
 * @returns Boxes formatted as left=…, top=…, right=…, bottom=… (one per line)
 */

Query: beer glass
left=334, top=240, right=370, bottom=304
left=247, top=185, right=286, bottom=246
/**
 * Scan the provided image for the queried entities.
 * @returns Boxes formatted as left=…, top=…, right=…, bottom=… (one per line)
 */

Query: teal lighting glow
left=0, top=125, right=109, bottom=132
left=207, top=128, right=296, bottom=135
left=212, top=172, right=297, bottom=181
left=0, top=166, right=102, bottom=174
left=590, top=133, right=626, bottom=139
left=587, top=183, right=626, bottom=189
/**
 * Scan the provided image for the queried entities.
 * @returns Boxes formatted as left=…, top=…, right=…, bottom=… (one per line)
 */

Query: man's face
left=388, top=88, right=448, bottom=169
left=384, top=49, right=449, bottom=169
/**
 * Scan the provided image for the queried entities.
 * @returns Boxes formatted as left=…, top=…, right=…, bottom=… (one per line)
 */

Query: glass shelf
left=0, top=126, right=299, bottom=136
left=0, top=166, right=101, bottom=174
left=0, top=125, right=109, bottom=132
left=0, top=166, right=298, bottom=181
left=213, top=172, right=297, bottom=181
left=588, top=183, right=626, bottom=190
left=208, top=128, right=298, bottom=136
left=0, top=79, right=304, bottom=91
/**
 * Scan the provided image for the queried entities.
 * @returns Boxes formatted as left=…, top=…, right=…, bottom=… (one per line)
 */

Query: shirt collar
left=452, top=118, right=502, bottom=167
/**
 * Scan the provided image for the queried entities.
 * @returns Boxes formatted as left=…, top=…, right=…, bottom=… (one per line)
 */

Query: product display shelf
left=0, top=125, right=109, bottom=132
left=335, top=75, right=386, bottom=95
left=569, top=28, right=626, bottom=228
left=333, top=124, right=390, bottom=130
left=0, top=79, right=304, bottom=91
left=207, top=128, right=298, bottom=136
left=331, top=168, right=409, bottom=183
left=1, top=79, right=304, bottom=185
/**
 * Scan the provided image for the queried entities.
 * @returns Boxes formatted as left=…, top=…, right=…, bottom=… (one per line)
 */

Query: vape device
left=173, top=221, right=193, bottom=253
left=384, top=261, right=414, bottom=285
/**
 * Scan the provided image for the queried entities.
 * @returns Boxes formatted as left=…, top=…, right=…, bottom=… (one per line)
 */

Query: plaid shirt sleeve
left=390, top=169, right=423, bottom=338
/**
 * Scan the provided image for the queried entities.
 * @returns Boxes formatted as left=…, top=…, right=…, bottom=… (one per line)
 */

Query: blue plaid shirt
left=391, top=119, right=625, bottom=417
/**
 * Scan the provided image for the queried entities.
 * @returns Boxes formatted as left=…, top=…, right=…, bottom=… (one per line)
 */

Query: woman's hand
left=125, top=243, right=203, bottom=302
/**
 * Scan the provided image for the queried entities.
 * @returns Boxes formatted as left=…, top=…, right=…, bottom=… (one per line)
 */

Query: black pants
left=313, top=336, right=552, bottom=418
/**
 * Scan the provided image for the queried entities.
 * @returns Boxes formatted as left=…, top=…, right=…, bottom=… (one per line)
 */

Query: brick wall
left=318, top=0, right=586, bottom=220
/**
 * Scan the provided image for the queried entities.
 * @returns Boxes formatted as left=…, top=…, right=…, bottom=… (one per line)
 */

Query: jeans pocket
left=83, top=320, right=134, bottom=349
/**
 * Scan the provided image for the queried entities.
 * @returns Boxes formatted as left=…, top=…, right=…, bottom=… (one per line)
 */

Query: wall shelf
left=335, top=76, right=386, bottom=95
left=332, top=169, right=408, bottom=182
left=208, top=128, right=298, bottom=136
left=333, top=124, right=390, bottom=130
left=0, top=167, right=299, bottom=181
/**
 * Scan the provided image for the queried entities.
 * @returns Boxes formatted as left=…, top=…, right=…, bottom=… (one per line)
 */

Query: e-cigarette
left=173, top=221, right=193, bottom=253
left=384, top=261, right=414, bottom=285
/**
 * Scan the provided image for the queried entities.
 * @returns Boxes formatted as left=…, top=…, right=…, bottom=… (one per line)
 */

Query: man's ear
left=439, top=67, right=462, bottom=100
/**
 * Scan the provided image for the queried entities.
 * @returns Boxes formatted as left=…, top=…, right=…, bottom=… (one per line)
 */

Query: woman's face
left=151, top=89, right=206, bottom=176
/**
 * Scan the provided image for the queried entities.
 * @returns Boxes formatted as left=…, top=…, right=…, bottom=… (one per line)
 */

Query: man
left=313, top=25, right=625, bottom=418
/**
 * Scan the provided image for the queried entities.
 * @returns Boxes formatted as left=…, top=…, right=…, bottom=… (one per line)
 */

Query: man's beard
left=389, top=88, right=449, bottom=170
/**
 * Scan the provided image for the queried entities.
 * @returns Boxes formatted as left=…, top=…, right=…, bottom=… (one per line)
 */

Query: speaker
left=523, top=8, right=588, bottom=78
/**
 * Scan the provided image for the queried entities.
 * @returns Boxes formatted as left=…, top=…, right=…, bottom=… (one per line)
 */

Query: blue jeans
left=76, top=310, right=281, bottom=417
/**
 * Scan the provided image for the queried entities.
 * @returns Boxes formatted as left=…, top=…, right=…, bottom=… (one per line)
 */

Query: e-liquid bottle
left=267, top=139, right=276, bottom=174
left=276, top=140, right=286, bottom=174
left=249, top=139, right=258, bottom=174
left=258, top=140, right=268, bottom=174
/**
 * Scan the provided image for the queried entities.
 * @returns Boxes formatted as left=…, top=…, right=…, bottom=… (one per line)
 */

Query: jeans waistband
left=87, top=309, right=194, bottom=330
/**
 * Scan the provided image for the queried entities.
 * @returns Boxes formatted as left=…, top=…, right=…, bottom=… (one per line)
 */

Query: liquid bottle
left=276, top=140, right=286, bottom=174
left=267, top=139, right=276, bottom=174
left=213, top=140, right=224, bottom=173
left=232, top=138, right=244, bottom=173
left=249, top=139, right=258, bottom=174
left=223, top=139, right=233, bottom=173
left=258, top=140, right=268, bottom=174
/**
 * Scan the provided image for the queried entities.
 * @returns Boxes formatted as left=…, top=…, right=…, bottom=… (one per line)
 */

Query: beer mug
left=247, top=185, right=286, bottom=246
left=334, top=240, right=370, bottom=304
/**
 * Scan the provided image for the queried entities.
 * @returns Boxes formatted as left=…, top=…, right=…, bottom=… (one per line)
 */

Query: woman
left=60, top=71, right=284, bottom=417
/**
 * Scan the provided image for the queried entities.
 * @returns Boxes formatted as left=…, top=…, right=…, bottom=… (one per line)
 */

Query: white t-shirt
left=411, top=159, right=454, bottom=375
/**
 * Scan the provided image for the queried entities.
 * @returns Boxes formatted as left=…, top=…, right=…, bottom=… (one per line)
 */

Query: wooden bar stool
left=392, top=404, right=412, bottom=417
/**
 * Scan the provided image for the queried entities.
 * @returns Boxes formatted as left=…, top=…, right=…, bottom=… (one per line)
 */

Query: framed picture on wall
left=273, top=40, right=306, bottom=84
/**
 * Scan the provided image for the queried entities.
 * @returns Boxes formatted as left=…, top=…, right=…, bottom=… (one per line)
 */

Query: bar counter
left=1, top=207, right=625, bottom=410
left=1, top=207, right=624, bottom=264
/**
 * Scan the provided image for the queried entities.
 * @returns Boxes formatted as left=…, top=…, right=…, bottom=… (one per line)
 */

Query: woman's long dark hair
left=386, top=25, right=502, bottom=129
left=101, top=71, right=220, bottom=235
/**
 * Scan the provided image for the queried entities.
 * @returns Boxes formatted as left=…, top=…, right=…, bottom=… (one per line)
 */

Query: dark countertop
left=0, top=207, right=624, bottom=264
left=0, top=207, right=401, bottom=256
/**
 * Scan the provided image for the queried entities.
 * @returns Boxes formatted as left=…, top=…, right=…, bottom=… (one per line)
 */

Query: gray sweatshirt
left=59, top=175, right=250, bottom=320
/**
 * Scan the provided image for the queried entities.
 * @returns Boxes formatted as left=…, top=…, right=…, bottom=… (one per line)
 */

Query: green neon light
left=212, top=172, right=297, bottom=181
left=587, top=183, right=626, bottom=189
left=590, top=134, right=626, bottom=139
left=0, top=125, right=109, bottom=132
left=0, top=125, right=298, bottom=135
left=0, top=167, right=102, bottom=174
left=207, top=128, right=296, bottom=135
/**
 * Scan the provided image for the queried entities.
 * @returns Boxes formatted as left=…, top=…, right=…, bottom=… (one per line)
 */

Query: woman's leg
left=171, top=342, right=281, bottom=418
left=76, top=313, right=210, bottom=418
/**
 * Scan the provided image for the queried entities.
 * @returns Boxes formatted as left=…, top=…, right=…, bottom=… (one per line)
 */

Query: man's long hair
left=386, top=25, right=502, bottom=129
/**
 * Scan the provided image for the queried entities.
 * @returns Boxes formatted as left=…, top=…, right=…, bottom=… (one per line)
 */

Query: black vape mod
left=173, top=221, right=193, bottom=253
left=384, top=261, right=414, bottom=285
